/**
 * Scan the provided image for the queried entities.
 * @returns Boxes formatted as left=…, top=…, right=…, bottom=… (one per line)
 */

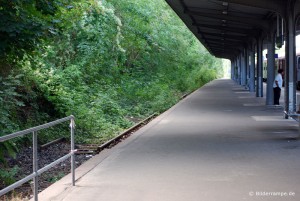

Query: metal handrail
left=0, top=115, right=76, bottom=201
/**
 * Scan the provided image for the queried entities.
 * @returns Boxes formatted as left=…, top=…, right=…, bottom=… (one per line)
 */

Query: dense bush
left=0, top=0, right=222, bottom=158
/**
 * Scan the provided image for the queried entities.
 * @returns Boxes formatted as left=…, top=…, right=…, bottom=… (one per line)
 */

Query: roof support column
left=231, top=61, right=234, bottom=80
left=241, top=51, right=247, bottom=86
left=235, top=58, right=237, bottom=82
left=256, top=37, right=263, bottom=97
left=232, top=59, right=237, bottom=81
left=284, top=1, right=296, bottom=114
left=238, top=56, right=241, bottom=85
left=244, top=48, right=249, bottom=89
left=249, top=47, right=255, bottom=92
left=266, top=33, right=276, bottom=105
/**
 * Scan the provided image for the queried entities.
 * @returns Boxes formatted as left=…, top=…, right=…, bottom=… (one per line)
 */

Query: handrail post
left=33, top=131, right=38, bottom=201
left=70, top=116, right=75, bottom=186
left=0, top=115, right=75, bottom=198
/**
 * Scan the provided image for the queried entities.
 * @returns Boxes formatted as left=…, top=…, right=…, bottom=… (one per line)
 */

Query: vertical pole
left=285, top=2, right=296, bottom=114
left=70, top=117, right=75, bottom=186
left=249, top=47, right=255, bottom=92
left=234, top=59, right=238, bottom=82
left=235, top=59, right=238, bottom=82
left=241, top=51, right=246, bottom=86
left=238, top=53, right=243, bottom=85
left=240, top=54, right=243, bottom=85
left=33, top=131, right=38, bottom=201
left=266, top=33, right=276, bottom=105
left=244, top=48, right=249, bottom=89
left=256, top=37, right=263, bottom=97
left=231, top=60, right=234, bottom=80
left=240, top=53, right=244, bottom=86
left=235, top=58, right=238, bottom=83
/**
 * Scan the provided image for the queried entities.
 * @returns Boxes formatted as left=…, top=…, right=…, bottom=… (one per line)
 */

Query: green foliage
left=0, top=73, right=23, bottom=162
left=0, top=166, right=20, bottom=186
left=0, top=74, right=23, bottom=133
left=47, top=172, right=65, bottom=183
left=0, top=0, right=47, bottom=57
left=0, top=0, right=223, bottom=161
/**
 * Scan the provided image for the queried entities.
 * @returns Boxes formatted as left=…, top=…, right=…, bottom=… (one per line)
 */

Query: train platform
left=36, top=79, right=300, bottom=201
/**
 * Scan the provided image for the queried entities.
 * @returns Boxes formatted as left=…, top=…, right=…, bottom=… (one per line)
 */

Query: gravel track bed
left=0, top=115, right=156, bottom=200
left=0, top=142, right=90, bottom=201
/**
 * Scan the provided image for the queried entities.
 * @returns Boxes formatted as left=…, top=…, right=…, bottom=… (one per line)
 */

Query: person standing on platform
left=273, top=69, right=284, bottom=105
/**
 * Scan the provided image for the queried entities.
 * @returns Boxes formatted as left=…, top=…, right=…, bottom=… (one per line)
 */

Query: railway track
left=0, top=114, right=157, bottom=199
left=74, top=113, right=157, bottom=155
left=39, top=114, right=157, bottom=156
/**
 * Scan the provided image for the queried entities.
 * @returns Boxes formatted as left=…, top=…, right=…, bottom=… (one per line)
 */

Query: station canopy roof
left=165, top=0, right=295, bottom=60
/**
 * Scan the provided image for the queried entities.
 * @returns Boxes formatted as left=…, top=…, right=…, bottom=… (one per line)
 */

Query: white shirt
left=273, top=73, right=283, bottom=88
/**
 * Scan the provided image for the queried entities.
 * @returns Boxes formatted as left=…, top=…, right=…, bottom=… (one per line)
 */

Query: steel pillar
left=231, top=61, right=234, bottom=80
left=238, top=56, right=241, bottom=85
left=240, top=54, right=243, bottom=85
left=241, top=52, right=246, bottom=86
left=256, top=37, right=263, bottom=97
left=244, top=48, right=249, bottom=89
left=266, top=33, right=276, bottom=105
left=284, top=1, right=296, bottom=114
left=232, top=59, right=236, bottom=81
left=249, top=48, right=255, bottom=92
left=234, top=59, right=238, bottom=81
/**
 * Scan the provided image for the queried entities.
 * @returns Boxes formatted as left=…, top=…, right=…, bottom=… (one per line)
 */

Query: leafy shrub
left=0, top=166, right=20, bottom=186
left=1, top=0, right=223, bottom=150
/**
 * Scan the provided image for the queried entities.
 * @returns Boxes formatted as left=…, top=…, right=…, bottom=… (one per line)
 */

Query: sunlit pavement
left=36, top=79, right=300, bottom=201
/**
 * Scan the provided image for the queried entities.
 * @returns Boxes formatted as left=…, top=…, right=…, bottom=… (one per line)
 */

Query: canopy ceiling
left=165, top=0, right=298, bottom=60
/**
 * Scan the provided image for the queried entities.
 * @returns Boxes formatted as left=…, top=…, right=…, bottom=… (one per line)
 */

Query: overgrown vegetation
left=0, top=0, right=222, bottom=186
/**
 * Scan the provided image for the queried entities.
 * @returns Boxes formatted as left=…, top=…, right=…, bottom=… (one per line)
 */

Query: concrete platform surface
left=36, top=79, right=300, bottom=201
